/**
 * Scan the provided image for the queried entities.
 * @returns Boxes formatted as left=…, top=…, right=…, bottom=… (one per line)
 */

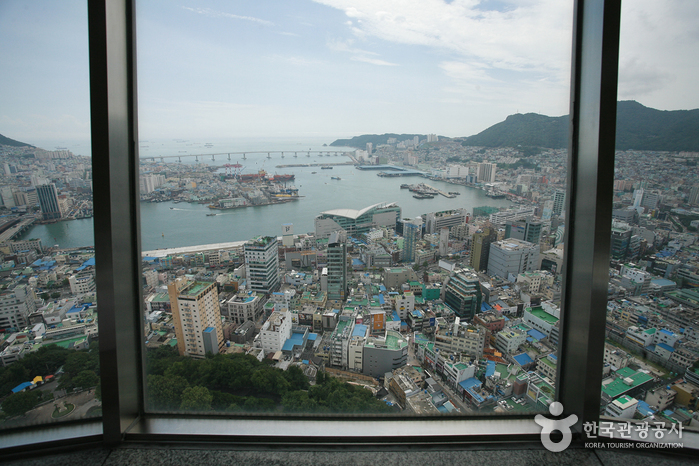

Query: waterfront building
left=326, top=230, right=348, bottom=302
left=477, top=162, right=496, bottom=183
left=314, top=202, right=401, bottom=239
left=469, top=227, right=497, bottom=272
left=168, top=278, right=224, bottom=358
left=244, top=236, right=280, bottom=294
left=139, top=173, right=165, bottom=194
left=443, top=269, right=482, bottom=320
left=36, top=183, right=62, bottom=221
left=487, top=239, right=540, bottom=280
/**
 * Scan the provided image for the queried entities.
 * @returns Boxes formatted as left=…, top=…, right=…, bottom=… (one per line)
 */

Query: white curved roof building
left=314, top=202, right=401, bottom=239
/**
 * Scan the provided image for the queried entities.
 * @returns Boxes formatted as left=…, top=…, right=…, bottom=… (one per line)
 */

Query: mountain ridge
left=329, top=101, right=699, bottom=152
left=0, top=133, right=35, bottom=148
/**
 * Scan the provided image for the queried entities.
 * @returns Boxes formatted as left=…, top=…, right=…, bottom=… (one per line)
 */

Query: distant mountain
left=461, top=101, right=699, bottom=152
left=330, top=133, right=429, bottom=149
left=461, top=113, right=568, bottom=149
left=0, top=133, right=34, bottom=148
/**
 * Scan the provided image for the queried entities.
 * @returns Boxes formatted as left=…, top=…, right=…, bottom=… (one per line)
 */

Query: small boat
left=331, top=177, right=341, bottom=180
left=169, top=207, right=174, bottom=209
left=206, top=213, right=217, bottom=216
left=311, top=171, right=317, bottom=174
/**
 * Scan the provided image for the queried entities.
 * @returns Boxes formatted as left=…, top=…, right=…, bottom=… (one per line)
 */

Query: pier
left=421, top=183, right=456, bottom=198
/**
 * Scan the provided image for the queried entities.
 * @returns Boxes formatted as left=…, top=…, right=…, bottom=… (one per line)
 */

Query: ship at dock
left=231, top=169, right=295, bottom=183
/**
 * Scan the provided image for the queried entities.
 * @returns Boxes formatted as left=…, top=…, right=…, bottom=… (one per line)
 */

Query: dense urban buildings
left=2, top=128, right=699, bottom=431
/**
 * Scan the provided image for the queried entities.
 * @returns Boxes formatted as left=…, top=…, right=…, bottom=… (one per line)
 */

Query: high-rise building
left=36, top=183, right=62, bottom=220
left=244, top=236, right=280, bottom=294
left=552, top=189, right=566, bottom=216
left=327, top=230, right=348, bottom=302
left=402, top=217, right=422, bottom=263
left=0, top=285, right=36, bottom=330
left=477, top=162, right=497, bottom=183
left=610, top=221, right=633, bottom=261
left=688, top=185, right=699, bottom=205
left=487, top=239, right=540, bottom=280
left=505, top=216, right=542, bottom=245
left=439, top=227, right=449, bottom=257
left=469, top=227, right=497, bottom=272
left=168, top=278, right=224, bottom=358
left=443, top=269, right=482, bottom=320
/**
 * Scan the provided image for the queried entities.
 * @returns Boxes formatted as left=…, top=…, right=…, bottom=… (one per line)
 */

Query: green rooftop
left=181, top=281, right=211, bottom=296
left=602, top=368, right=653, bottom=399
left=528, top=307, right=559, bottom=324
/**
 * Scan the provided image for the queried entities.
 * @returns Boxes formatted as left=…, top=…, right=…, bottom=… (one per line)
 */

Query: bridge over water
left=139, top=150, right=350, bottom=163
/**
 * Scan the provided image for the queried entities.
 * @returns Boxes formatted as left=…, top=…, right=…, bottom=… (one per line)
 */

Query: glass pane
left=137, top=0, right=572, bottom=415
left=0, top=0, right=100, bottom=429
left=600, top=0, right=699, bottom=431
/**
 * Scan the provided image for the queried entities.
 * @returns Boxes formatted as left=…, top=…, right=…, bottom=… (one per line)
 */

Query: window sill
left=126, top=415, right=543, bottom=445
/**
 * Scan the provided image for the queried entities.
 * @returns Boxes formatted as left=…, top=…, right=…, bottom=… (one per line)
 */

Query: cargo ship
left=235, top=169, right=295, bottom=183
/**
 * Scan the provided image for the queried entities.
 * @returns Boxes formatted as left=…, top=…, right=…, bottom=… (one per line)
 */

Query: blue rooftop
left=636, top=400, right=655, bottom=417
left=527, top=328, right=547, bottom=340
left=12, top=382, right=33, bottom=393
left=352, top=324, right=368, bottom=338
left=657, top=343, right=675, bottom=352
left=203, top=327, right=214, bottom=333
left=352, top=259, right=364, bottom=266
left=660, top=329, right=674, bottom=336
left=307, top=333, right=318, bottom=341
left=513, top=353, right=534, bottom=366
left=485, top=360, right=496, bottom=378
left=282, top=333, right=305, bottom=352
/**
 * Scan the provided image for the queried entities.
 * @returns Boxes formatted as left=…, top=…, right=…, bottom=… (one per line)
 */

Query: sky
left=1, top=0, right=698, bottom=146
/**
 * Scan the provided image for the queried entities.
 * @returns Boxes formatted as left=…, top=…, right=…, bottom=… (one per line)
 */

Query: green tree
left=1, top=390, right=42, bottom=417
left=282, top=365, right=309, bottom=391
left=179, top=386, right=213, bottom=411
left=242, top=396, right=276, bottom=412
left=147, top=374, right=189, bottom=410
left=50, top=292, right=61, bottom=299
left=64, top=351, right=98, bottom=376
left=71, top=370, right=99, bottom=389
left=40, top=292, right=50, bottom=301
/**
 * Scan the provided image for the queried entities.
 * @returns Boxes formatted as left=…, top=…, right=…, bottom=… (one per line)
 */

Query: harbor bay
left=18, top=161, right=511, bottom=251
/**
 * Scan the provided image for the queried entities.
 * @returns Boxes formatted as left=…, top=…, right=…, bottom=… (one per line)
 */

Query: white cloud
left=182, top=7, right=273, bottom=26
left=313, top=0, right=572, bottom=73
left=351, top=56, right=398, bottom=66
left=326, top=38, right=397, bottom=66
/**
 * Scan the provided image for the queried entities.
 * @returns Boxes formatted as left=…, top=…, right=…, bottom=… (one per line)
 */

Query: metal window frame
left=0, top=0, right=626, bottom=452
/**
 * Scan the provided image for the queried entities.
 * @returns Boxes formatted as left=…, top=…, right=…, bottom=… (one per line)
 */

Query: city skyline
left=1, top=0, right=698, bottom=146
